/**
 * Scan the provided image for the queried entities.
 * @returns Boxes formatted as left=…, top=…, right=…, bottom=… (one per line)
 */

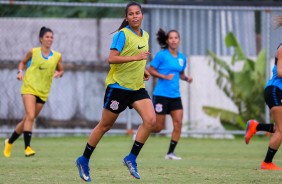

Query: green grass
left=1, top=135, right=282, bottom=184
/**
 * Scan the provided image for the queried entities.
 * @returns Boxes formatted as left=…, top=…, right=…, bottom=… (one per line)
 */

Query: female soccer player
left=148, top=29, right=192, bottom=160
left=75, top=2, right=155, bottom=182
left=3, top=26, right=64, bottom=157
left=245, top=16, right=282, bottom=170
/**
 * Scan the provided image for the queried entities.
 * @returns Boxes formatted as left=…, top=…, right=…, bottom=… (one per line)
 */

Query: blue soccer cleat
left=123, top=156, right=140, bottom=179
left=76, top=156, right=91, bottom=182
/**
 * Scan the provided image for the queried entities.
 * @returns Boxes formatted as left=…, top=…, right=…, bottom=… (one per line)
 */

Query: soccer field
left=1, top=135, right=282, bottom=184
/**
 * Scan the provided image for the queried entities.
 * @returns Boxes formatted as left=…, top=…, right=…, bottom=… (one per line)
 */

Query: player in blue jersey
left=75, top=2, right=155, bottom=182
left=148, top=29, right=192, bottom=160
left=245, top=16, right=282, bottom=170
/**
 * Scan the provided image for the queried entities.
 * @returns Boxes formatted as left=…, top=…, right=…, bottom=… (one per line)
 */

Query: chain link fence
left=1, top=1, right=282, bottom=136
left=0, top=2, right=143, bottom=132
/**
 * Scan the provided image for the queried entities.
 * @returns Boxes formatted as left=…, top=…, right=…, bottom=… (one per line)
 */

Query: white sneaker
left=165, top=153, right=182, bottom=160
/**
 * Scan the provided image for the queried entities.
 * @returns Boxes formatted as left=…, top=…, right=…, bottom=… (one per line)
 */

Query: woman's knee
left=173, top=121, right=183, bottom=131
left=275, top=126, right=282, bottom=135
left=143, top=115, right=156, bottom=130
left=153, top=124, right=164, bottom=133
left=96, top=123, right=112, bottom=133
left=25, top=113, right=36, bottom=122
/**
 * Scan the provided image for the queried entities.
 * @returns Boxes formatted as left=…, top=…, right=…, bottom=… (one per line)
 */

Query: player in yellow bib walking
left=3, top=27, right=64, bottom=158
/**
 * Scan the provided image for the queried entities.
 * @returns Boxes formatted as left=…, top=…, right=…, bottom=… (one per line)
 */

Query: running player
left=3, top=26, right=64, bottom=157
left=75, top=2, right=155, bottom=182
left=148, top=29, right=192, bottom=160
left=245, top=16, right=282, bottom=170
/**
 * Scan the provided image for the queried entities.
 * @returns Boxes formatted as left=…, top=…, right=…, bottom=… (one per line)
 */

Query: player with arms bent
left=149, top=29, right=192, bottom=160
left=3, top=26, right=64, bottom=157
left=75, top=2, right=155, bottom=182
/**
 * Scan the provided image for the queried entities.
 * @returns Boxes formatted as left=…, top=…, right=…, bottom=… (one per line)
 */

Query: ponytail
left=111, top=19, right=129, bottom=34
left=156, top=28, right=180, bottom=49
left=39, top=26, right=46, bottom=37
left=156, top=28, right=168, bottom=49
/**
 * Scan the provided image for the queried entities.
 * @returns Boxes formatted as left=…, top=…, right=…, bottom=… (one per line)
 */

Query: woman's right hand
left=164, top=74, right=174, bottom=80
left=17, top=72, right=23, bottom=80
left=136, top=51, right=150, bottom=61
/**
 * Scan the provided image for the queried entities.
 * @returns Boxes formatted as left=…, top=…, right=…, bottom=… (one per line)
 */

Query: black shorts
left=103, top=87, right=151, bottom=114
left=21, top=94, right=46, bottom=104
left=35, top=96, right=45, bottom=104
left=264, top=85, right=282, bottom=109
left=153, top=95, right=183, bottom=114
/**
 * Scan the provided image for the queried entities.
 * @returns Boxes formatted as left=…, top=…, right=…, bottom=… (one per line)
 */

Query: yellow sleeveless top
left=21, top=47, right=61, bottom=101
left=105, top=27, right=149, bottom=90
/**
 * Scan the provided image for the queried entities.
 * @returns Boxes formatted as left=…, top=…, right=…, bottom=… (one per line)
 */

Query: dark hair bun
left=156, top=28, right=168, bottom=49
left=39, top=26, right=53, bottom=38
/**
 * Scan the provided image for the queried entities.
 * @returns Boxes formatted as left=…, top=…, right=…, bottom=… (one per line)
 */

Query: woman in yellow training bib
left=75, top=2, right=155, bottom=182
left=3, top=26, right=64, bottom=157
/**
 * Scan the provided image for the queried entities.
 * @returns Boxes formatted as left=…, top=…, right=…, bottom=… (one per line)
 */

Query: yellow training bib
left=21, top=47, right=61, bottom=101
left=105, top=28, right=149, bottom=90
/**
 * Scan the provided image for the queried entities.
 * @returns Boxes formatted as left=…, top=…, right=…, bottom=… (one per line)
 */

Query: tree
left=203, top=32, right=266, bottom=130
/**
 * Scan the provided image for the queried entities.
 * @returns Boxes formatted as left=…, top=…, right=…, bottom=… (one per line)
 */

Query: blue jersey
left=111, top=31, right=125, bottom=53
left=150, top=49, right=187, bottom=98
left=265, top=44, right=282, bottom=90
left=265, top=64, right=282, bottom=89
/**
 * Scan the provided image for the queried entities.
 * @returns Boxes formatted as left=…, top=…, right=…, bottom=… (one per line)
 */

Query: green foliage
left=0, top=0, right=144, bottom=18
left=204, top=32, right=266, bottom=130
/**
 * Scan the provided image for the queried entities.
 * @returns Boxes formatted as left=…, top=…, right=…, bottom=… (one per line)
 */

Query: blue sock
left=127, top=153, right=137, bottom=161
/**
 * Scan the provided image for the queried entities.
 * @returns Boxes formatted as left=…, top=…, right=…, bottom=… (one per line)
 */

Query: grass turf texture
left=1, top=135, right=282, bottom=184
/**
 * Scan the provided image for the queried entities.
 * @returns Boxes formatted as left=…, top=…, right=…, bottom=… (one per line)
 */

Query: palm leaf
left=202, top=106, right=246, bottom=129
left=225, top=32, right=245, bottom=60
left=206, top=32, right=266, bottom=130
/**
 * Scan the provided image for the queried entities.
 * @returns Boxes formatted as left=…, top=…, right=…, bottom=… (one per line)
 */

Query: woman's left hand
left=144, top=69, right=151, bottom=81
left=186, top=76, right=193, bottom=83
left=54, top=71, right=63, bottom=78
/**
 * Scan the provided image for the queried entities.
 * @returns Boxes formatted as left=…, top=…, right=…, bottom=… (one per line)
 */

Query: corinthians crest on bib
left=155, top=103, right=163, bottom=113
left=110, top=100, right=119, bottom=111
